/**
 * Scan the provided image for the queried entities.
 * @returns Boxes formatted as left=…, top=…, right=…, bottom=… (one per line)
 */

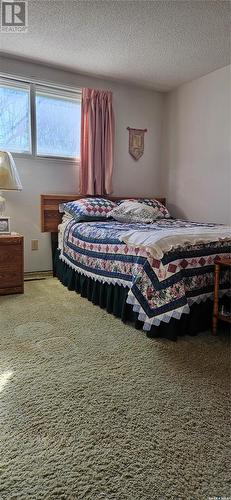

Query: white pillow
left=109, top=201, right=157, bottom=223
left=62, top=212, right=74, bottom=223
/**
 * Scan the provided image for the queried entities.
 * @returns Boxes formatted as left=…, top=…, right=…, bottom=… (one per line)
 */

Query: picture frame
left=0, top=217, right=11, bottom=234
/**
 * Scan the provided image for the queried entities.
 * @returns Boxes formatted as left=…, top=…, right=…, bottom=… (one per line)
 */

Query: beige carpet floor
left=0, top=278, right=230, bottom=500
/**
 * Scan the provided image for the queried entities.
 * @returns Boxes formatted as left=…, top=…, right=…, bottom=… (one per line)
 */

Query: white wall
left=0, top=56, right=164, bottom=272
left=161, top=65, right=231, bottom=224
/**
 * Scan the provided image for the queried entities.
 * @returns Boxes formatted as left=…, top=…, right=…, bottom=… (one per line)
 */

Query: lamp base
left=0, top=192, right=6, bottom=218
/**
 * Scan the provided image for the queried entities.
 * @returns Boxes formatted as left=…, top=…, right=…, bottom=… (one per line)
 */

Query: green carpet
left=0, top=278, right=230, bottom=500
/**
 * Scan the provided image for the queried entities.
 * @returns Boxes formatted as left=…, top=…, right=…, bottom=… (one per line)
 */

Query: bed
left=41, top=194, right=231, bottom=340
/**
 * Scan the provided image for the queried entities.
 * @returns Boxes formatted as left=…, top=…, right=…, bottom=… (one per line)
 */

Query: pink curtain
left=79, top=88, right=114, bottom=196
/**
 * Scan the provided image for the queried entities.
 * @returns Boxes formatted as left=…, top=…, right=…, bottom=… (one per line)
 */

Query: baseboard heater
left=24, top=271, right=53, bottom=281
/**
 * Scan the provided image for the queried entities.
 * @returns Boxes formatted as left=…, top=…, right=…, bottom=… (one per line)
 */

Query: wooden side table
left=212, top=257, right=231, bottom=335
left=0, top=233, right=24, bottom=295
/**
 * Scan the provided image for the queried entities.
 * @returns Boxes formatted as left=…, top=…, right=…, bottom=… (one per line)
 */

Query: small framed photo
left=0, top=217, right=10, bottom=234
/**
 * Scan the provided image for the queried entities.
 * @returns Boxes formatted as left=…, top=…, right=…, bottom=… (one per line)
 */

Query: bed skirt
left=54, top=249, right=222, bottom=341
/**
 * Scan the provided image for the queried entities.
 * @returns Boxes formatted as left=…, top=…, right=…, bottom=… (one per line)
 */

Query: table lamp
left=0, top=151, right=22, bottom=234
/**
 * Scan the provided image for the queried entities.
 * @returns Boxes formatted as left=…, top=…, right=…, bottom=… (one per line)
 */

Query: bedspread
left=59, top=219, right=231, bottom=330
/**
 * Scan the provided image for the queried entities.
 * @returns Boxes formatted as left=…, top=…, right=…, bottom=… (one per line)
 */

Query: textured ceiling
left=0, top=0, right=230, bottom=90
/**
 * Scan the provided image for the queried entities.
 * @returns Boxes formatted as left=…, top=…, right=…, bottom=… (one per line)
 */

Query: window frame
left=0, top=77, right=32, bottom=155
left=0, top=75, right=81, bottom=162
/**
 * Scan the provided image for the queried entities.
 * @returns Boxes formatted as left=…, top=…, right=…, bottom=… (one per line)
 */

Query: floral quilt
left=59, top=219, right=231, bottom=330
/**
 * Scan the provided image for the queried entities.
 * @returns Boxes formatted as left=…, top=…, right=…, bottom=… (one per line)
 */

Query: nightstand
left=212, top=257, right=231, bottom=335
left=0, top=233, right=24, bottom=295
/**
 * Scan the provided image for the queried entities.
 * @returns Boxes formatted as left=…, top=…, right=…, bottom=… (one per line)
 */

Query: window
left=0, top=80, right=31, bottom=154
left=35, top=86, right=80, bottom=158
left=0, top=77, right=81, bottom=159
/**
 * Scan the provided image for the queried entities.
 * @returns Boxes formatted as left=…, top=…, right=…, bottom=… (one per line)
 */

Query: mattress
left=59, top=219, right=231, bottom=331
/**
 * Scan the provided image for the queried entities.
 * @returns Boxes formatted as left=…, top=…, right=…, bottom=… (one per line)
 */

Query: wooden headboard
left=41, top=194, right=166, bottom=232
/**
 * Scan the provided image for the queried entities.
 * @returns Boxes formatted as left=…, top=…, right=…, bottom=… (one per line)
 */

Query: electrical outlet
left=31, top=240, right=39, bottom=251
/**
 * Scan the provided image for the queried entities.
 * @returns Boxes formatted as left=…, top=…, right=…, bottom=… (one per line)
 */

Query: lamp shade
left=0, top=151, right=22, bottom=191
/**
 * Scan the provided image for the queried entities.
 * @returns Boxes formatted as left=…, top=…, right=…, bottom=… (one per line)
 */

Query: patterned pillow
left=116, top=198, right=170, bottom=219
left=62, top=198, right=116, bottom=221
left=109, top=201, right=159, bottom=223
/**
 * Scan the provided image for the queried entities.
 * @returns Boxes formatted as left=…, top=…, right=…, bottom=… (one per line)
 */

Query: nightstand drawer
left=0, top=236, right=23, bottom=246
left=0, top=270, right=22, bottom=287
left=0, top=234, right=24, bottom=295
left=0, top=246, right=22, bottom=269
